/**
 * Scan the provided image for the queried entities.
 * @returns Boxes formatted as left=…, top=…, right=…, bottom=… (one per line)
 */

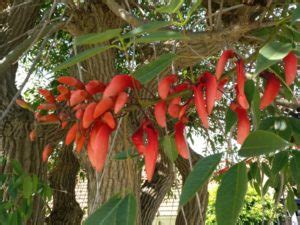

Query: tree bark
left=46, top=146, right=83, bottom=225
left=0, top=1, right=49, bottom=224
left=175, top=153, right=209, bottom=225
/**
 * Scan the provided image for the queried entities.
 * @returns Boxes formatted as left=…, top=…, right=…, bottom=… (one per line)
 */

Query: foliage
left=206, top=186, right=284, bottom=225
left=0, top=157, right=51, bottom=225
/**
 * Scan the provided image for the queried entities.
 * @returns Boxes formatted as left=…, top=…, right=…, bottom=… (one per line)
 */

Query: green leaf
left=122, top=21, right=172, bottom=39
left=162, top=135, right=178, bottom=162
left=133, top=53, right=176, bottom=84
left=54, top=46, right=111, bottom=71
left=261, top=162, right=271, bottom=177
left=216, top=162, right=248, bottom=225
left=251, top=86, right=261, bottom=128
left=85, top=195, right=122, bottom=225
left=156, top=0, right=184, bottom=14
left=244, top=80, right=255, bottom=103
left=116, top=194, right=137, bottom=225
left=22, top=175, right=33, bottom=199
left=113, top=150, right=138, bottom=160
left=135, top=31, right=189, bottom=44
left=12, top=160, right=23, bottom=175
left=75, top=29, right=122, bottom=46
left=180, top=153, right=222, bottom=206
left=274, top=118, right=292, bottom=141
left=271, top=151, right=288, bottom=174
left=292, top=4, right=300, bottom=24
left=290, top=151, right=300, bottom=185
left=239, top=130, right=290, bottom=157
left=255, top=41, right=292, bottom=74
left=287, top=190, right=297, bottom=214
left=225, top=107, right=237, bottom=133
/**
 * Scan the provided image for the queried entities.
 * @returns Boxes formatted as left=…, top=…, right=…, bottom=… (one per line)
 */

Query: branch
left=0, top=22, right=64, bottom=79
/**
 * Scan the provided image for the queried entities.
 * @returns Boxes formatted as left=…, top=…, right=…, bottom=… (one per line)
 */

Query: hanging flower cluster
left=17, top=50, right=297, bottom=181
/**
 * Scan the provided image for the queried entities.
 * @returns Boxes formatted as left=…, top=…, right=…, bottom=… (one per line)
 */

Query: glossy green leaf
left=244, top=80, right=255, bottom=103
left=123, top=21, right=172, bottom=39
left=54, top=46, right=111, bottom=71
left=156, top=0, right=184, bottom=14
left=135, top=31, right=188, bottom=44
left=239, top=130, right=290, bottom=157
left=287, top=190, right=297, bottom=214
left=116, top=194, right=137, bottom=225
left=251, top=86, right=261, bottom=128
left=75, top=29, right=122, bottom=46
left=272, top=151, right=288, bottom=174
left=255, top=41, right=292, bottom=74
left=22, top=175, right=33, bottom=199
left=290, top=151, right=300, bottom=185
left=216, top=162, right=248, bottom=225
left=162, top=135, right=178, bottom=162
left=180, top=153, right=222, bottom=206
left=85, top=195, right=122, bottom=225
left=133, top=53, right=176, bottom=84
left=261, top=162, right=271, bottom=177
left=225, top=107, right=237, bottom=133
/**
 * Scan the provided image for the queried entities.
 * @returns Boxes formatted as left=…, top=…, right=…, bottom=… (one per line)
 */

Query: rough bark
left=140, top=154, right=175, bottom=225
left=46, top=146, right=83, bottom=225
left=0, top=1, right=48, bottom=224
left=175, top=153, right=209, bottom=225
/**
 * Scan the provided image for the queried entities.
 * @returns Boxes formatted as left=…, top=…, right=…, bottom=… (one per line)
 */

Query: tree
left=0, top=1, right=299, bottom=225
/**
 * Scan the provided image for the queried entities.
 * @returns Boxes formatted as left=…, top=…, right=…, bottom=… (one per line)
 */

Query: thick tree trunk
left=0, top=1, right=48, bottom=224
left=175, top=153, right=209, bottom=225
left=46, top=146, right=83, bottom=225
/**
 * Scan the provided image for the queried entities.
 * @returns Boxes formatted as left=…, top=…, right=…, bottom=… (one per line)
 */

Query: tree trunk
left=0, top=1, right=48, bottom=224
left=175, top=153, right=209, bottom=225
left=46, top=146, right=83, bottom=225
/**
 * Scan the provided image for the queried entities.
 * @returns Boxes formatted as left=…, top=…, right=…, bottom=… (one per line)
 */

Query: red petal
left=16, top=99, right=30, bottom=109
left=230, top=105, right=250, bottom=144
left=168, top=97, right=181, bottom=118
left=75, top=108, right=84, bottom=119
left=101, top=112, right=116, bottom=129
left=132, top=126, right=146, bottom=154
left=174, top=121, right=189, bottom=159
left=89, top=122, right=103, bottom=149
left=75, top=133, right=85, bottom=153
left=158, top=74, right=178, bottom=100
left=114, top=92, right=129, bottom=114
left=235, top=60, right=249, bottom=109
left=193, top=86, right=209, bottom=128
left=216, top=78, right=228, bottom=100
left=42, top=144, right=53, bottom=162
left=154, top=101, right=167, bottom=127
left=93, top=98, right=114, bottom=119
left=203, top=72, right=217, bottom=115
left=82, top=102, right=97, bottom=128
left=260, top=74, right=281, bottom=110
left=178, top=103, right=189, bottom=120
left=65, top=123, right=78, bottom=145
left=172, top=82, right=190, bottom=93
left=70, top=90, right=88, bottom=106
left=283, top=52, right=297, bottom=86
left=37, top=103, right=56, bottom=111
left=38, top=89, right=55, bottom=103
left=144, top=125, right=159, bottom=181
left=38, top=114, right=60, bottom=123
left=103, top=75, right=141, bottom=98
left=57, top=85, right=70, bottom=95
left=85, top=80, right=106, bottom=95
left=90, top=124, right=112, bottom=171
left=61, top=121, right=68, bottom=129
left=29, top=130, right=36, bottom=141
left=215, top=50, right=236, bottom=80
left=58, top=76, right=84, bottom=89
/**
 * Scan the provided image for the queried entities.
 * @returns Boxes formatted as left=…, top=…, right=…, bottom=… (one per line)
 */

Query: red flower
left=260, top=73, right=281, bottom=110
left=103, top=75, right=141, bottom=98
left=154, top=101, right=167, bottom=127
left=82, top=102, right=97, bottom=128
left=114, top=92, right=129, bottom=114
left=38, top=89, right=56, bottom=103
left=70, top=90, right=88, bottom=106
left=132, top=121, right=158, bottom=181
left=65, top=123, right=78, bottom=145
left=215, top=50, right=236, bottom=80
left=58, top=76, right=84, bottom=89
left=230, top=103, right=250, bottom=144
left=174, top=121, right=189, bottom=159
left=283, top=52, right=297, bottom=86
left=85, top=80, right=106, bottom=95
left=42, top=144, right=53, bottom=162
left=93, top=97, right=114, bottom=118
left=158, top=74, right=178, bottom=100
left=235, top=60, right=249, bottom=109
left=193, top=85, right=209, bottom=128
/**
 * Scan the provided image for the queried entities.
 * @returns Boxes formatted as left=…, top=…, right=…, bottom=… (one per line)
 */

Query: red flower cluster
left=17, top=49, right=297, bottom=182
